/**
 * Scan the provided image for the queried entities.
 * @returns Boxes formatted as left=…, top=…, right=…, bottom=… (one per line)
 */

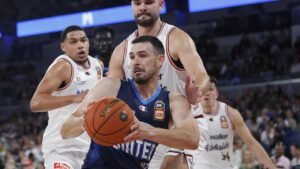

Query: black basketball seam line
left=92, top=100, right=103, bottom=133
left=98, top=111, right=134, bottom=136
left=92, top=99, right=122, bottom=138
left=86, top=101, right=102, bottom=139
left=94, top=101, right=125, bottom=137
left=93, top=117, right=133, bottom=145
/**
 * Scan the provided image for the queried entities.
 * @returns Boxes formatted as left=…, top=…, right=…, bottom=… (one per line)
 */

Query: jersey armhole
left=122, top=39, right=128, bottom=66
left=225, top=105, right=234, bottom=130
left=166, top=27, right=185, bottom=71
left=56, top=58, right=74, bottom=91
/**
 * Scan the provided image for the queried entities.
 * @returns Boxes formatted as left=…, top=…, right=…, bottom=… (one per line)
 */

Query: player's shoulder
left=225, top=104, right=239, bottom=114
left=169, top=26, right=191, bottom=40
left=50, top=56, right=72, bottom=72
left=113, top=39, right=127, bottom=54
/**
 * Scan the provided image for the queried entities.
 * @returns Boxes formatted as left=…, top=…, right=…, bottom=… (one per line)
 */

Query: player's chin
left=77, top=55, right=88, bottom=61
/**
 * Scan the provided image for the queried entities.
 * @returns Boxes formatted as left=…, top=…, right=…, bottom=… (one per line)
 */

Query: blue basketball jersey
left=82, top=79, right=171, bottom=169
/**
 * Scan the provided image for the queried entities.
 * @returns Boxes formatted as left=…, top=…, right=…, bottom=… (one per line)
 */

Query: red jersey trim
left=166, top=27, right=185, bottom=71
left=56, top=58, right=74, bottom=91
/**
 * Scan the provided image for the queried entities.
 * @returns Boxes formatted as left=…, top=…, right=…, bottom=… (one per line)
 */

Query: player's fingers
left=124, top=131, right=138, bottom=142
left=130, top=123, right=139, bottom=131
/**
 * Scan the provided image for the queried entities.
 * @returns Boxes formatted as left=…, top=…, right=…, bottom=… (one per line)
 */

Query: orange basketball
left=84, top=97, right=134, bottom=146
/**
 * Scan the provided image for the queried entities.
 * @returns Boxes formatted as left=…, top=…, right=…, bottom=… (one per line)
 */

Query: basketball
left=84, top=97, right=134, bottom=146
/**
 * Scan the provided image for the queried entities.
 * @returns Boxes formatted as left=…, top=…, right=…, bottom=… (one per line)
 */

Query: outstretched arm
left=169, top=29, right=210, bottom=104
left=60, top=77, right=120, bottom=139
left=228, top=106, right=276, bottom=169
left=108, top=40, right=126, bottom=79
left=30, top=60, right=87, bottom=112
left=124, top=92, right=199, bottom=150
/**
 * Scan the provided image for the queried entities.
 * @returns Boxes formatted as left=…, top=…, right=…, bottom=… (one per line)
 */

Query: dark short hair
left=132, top=36, right=165, bottom=56
left=61, top=25, right=85, bottom=42
left=209, top=76, right=218, bottom=86
left=93, top=26, right=115, bottom=39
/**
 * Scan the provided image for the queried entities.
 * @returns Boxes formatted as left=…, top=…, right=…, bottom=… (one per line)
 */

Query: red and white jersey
left=42, top=54, right=102, bottom=154
left=123, top=23, right=186, bottom=96
left=195, top=102, right=234, bottom=169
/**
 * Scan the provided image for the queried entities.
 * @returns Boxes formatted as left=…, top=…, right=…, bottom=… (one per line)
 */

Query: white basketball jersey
left=123, top=23, right=186, bottom=96
left=42, top=54, right=102, bottom=155
left=195, top=102, right=234, bottom=169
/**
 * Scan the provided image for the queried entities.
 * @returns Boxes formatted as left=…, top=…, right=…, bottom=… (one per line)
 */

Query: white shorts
left=148, top=144, right=168, bottom=169
left=44, top=150, right=86, bottom=169
left=164, top=104, right=208, bottom=169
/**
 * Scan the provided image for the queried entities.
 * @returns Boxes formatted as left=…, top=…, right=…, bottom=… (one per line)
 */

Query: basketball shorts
left=44, top=150, right=86, bottom=169
left=164, top=104, right=208, bottom=169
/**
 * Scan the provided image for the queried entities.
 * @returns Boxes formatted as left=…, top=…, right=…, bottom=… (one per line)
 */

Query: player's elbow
left=190, top=133, right=200, bottom=150
left=183, top=130, right=199, bottom=150
left=30, top=98, right=40, bottom=112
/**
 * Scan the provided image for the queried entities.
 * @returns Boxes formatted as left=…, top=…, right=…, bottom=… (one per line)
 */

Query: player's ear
left=159, top=0, right=164, bottom=10
left=158, top=54, right=165, bottom=68
left=60, top=42, right=66, bottom=52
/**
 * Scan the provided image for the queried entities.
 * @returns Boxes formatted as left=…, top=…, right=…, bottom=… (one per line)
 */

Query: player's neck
left=202, top=102, right=218, bottom=115
left=134, top=78, right=159, bottom=101
left=137, top=19, right=163, bottom=37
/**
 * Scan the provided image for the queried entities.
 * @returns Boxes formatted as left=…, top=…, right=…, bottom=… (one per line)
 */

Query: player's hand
left=124, top=117, right=154, bottom=142
left=185, top=75, right=202, bottom=105
left=73, top=90, right=89, bottom=103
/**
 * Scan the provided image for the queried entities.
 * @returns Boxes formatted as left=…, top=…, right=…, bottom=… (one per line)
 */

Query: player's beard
left=133, top=69, right=156, bottom=85
left=134, top=13, right=158, bottom=27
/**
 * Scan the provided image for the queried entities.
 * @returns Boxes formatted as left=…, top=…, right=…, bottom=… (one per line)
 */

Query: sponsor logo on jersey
left=154, top=100, right=165, bottom=121
left=54, top=162, right=71, bottom=169
left=114, top=140, right=157, bottom=162
left=220, top=115, right=229, bottom=128
left=139, top=105, right=147, bottom=112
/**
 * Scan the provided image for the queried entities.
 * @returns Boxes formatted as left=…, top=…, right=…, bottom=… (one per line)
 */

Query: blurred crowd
left=196, top=30, right=300, bottom=85
left=0, top=112, right=46, bottom=169
left=228, top=84, right=300, bottom=169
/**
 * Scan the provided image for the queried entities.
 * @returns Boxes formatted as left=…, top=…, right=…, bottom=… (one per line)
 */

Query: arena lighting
left=189, top=0, right=277, bottom=13
left=17, top=5, right=166, bottom=37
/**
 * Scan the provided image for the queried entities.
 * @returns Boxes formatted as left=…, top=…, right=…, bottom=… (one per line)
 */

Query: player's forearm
left=194, top=73, right=210, bottom=93
left=147, top=127, right=199, bottom=150
left=61, top=116, right=84, bottom=139
left=30, top=94, right=76, bottom=112
left=249, top=141, right=276, bottom=169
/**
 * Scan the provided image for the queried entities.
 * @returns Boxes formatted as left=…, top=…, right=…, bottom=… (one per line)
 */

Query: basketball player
left=197, top=77, right=276, bottom=169
left=30, top=25, right=103, bottom=169
left=60, top=36, right=200, bottom=169
left=92, top=26, right=115, bottom=75
left=108, top=0, right=209, bottom=168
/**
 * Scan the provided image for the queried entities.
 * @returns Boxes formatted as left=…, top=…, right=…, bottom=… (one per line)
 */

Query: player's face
left=131, top=0, right=163, bottom=27
left=129, top=42, right=161, bottom=85
left=61, top=30, right=89, bottom=64
left=202, top=82, right=218, bottom=106
left=93, top=31, right=113, bottom=54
